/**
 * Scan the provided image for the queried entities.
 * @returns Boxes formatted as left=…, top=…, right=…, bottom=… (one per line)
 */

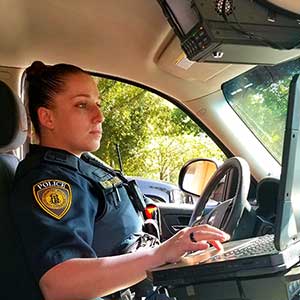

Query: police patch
left=33, top=179, right=72, bottom=219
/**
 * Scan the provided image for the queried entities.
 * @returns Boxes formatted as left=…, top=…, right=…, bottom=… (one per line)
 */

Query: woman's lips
left=90, top=129, right=102, bottom=136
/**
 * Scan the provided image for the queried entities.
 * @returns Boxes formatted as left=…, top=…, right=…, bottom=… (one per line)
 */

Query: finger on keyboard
left=209, top=240, right=224, bottom=252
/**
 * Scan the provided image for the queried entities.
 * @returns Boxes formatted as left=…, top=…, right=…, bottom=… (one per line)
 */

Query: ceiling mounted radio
left=157, top=0, right=300, bottom=65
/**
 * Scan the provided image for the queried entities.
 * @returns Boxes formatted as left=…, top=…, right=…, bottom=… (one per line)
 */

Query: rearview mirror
left=178, top=159, right=218, bottom=197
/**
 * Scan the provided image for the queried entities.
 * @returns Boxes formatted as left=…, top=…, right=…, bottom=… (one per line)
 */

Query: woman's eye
left=77, top=103, right=87, bottom=108
left=96, top=102, right=102, bottom=109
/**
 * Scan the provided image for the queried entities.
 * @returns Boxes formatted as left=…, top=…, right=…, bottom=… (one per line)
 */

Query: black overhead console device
left=157, top=0, right=300, bottom=65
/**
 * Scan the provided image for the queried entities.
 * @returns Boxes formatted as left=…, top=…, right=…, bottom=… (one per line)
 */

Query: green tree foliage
left=223, top=59, right=300, bottom=162
left=170, top=109, right=202, bottom=136
left=232, top=78, right=289, bottom=160
left=94, top=77, right=225, bottom=183
left=95, top=78, right=154, bottom=167
left=125, top=134, right=225, bottom=182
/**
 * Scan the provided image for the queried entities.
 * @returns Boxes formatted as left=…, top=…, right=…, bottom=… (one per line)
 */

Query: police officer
left=10, top=61, right=230, bottom=300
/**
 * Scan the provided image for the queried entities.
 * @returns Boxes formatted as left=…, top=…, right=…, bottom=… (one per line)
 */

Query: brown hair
left=26, top=61, right=86, bottom=137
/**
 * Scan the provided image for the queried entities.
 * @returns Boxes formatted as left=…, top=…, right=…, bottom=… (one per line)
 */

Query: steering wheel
left=189, top=157, right=251, bottom=236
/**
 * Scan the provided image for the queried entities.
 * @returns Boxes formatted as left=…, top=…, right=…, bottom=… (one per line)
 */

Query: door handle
left=171, top=225, right=187, bottom=232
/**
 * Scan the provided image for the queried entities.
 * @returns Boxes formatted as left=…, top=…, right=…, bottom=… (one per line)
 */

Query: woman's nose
left=92, top=105, right=105, bottom=123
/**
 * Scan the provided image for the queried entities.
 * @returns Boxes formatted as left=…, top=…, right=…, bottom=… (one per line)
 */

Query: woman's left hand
left=155, top=224, right=230, bottom=264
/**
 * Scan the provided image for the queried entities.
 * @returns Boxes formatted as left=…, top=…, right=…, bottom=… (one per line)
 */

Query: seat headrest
left=0, top=80, right=28, bottom=153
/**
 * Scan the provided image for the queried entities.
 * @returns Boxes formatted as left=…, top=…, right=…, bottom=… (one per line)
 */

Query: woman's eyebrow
left=71, top=94, right=102, bottom=104
left=71, top=93, right=101, bottom=100
left=71, top=93, right=91, bottom=99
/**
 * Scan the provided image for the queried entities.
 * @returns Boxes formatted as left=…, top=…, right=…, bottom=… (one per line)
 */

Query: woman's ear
left=37, top=107, right=55, bottom=130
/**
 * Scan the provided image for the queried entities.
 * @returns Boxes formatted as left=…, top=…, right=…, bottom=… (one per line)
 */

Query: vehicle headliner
left=0, top=0, right=298, bottom=102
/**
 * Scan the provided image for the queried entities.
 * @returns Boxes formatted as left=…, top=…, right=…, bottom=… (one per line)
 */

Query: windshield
left=222, top=58, right=300, bottom=163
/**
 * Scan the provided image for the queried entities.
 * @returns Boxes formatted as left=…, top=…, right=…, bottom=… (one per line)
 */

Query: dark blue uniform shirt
left=11, top=144, right=143, bottom=286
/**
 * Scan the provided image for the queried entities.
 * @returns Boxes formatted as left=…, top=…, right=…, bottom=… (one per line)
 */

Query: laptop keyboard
left=222, top=234, right=278, bottom=259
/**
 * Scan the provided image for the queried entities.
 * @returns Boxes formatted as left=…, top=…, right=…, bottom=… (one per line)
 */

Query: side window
left=93, top=77, right=226, bottom=203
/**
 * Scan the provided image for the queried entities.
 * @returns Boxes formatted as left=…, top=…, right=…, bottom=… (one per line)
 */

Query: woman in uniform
left=11, top=61, right=230, bottom=300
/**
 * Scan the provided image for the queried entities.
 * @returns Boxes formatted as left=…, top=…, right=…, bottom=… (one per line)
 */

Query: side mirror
left=178, top=159, right=218, bottom=197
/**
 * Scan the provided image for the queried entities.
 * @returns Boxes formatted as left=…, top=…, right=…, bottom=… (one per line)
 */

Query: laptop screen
left=275, top=74, right=300, bottom=251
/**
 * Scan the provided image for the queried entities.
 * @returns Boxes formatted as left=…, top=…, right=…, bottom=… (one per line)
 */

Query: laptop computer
left=148, top=74, right=300, bottom=287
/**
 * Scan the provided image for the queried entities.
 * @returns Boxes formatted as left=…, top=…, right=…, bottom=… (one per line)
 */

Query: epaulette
left=43, top=150, right=78, bottom=170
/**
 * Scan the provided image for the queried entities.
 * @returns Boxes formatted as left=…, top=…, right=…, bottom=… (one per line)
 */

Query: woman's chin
left=87, top=141, right=101, bottom=152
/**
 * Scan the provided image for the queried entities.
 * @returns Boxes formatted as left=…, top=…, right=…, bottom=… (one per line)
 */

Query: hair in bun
left=26, top=61, right=47, bottom=79
left=26, top=60, right=86, bottom=137
left=25, top=61, right=48, bottom=82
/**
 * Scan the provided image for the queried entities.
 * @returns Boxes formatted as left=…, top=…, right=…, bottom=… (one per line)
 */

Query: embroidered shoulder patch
left=33, top=179, right=72, bottom=220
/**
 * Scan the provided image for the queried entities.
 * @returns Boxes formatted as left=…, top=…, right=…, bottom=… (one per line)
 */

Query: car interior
left=0, top=80, right=40, bottom=296
left=1, top=0, right=300, bottom=299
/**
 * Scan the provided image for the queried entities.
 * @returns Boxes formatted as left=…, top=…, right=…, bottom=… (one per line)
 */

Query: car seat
left=0, top=80, right=42, bottom=298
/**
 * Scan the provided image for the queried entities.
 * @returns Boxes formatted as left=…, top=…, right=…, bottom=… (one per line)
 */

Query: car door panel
left=155, top=203, right=194, bottom=241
